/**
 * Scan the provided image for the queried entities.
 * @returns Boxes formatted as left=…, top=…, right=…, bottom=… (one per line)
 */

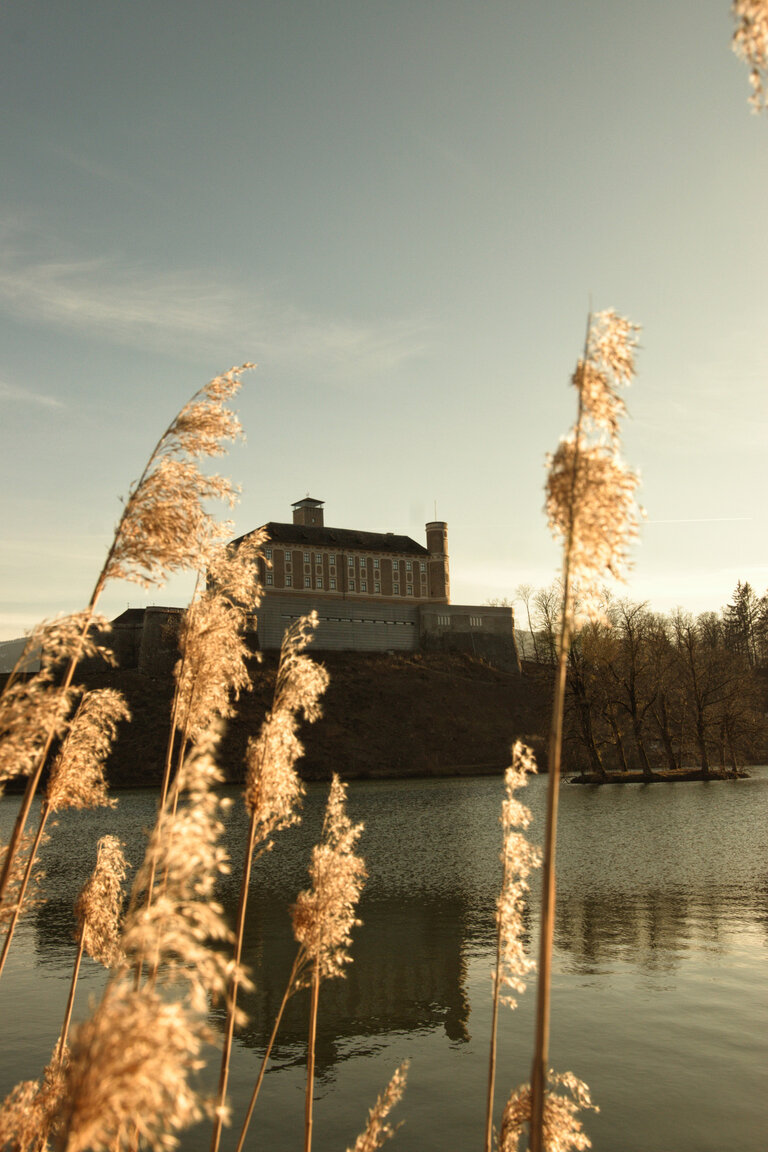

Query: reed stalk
left=209, top=807, right=259, bottom=1152
left=210, top=613, right=327, bottom=1152
left=58, top=925, right=86, bottom=1067
left=304, top=957, right=320, bottom=1152
left=485, top=844, right=507, bottom=1152
left=234, top=954, right=301, bottom=1152
left=528, top=309, right=640, bottom=1152
left=529, top=316, right=590, bottom=1152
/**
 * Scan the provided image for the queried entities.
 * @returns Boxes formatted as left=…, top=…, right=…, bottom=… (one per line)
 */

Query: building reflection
left=216, top=892, right=472, bottom=1078
left=552, top=883, right=763, bottom=974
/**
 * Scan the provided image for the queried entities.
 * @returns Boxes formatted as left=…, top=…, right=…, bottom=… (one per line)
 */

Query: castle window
left=393, top=583, right=400, bottom=595
left=349, top=579, right=356, bottom=591
left=348, top=556, right=355, bottom=568
left=265, top=548, right=272, bottom=560
left=329, top=554, right=336, bottom=565
left=285, top=575, right=292, bottom=587
left=420, top=562, right=426, bottom=573
left=304, top=552, right=310, bottom=563
left=304, top=577, right=311, bottom=588
left=470, top=616, right=483, bottom=627
left=406, top=561, right=412, bottom=572
left=438, top=615, right=450, bottom=626
left=373, top=557, right=380, bottom=570
left=316, top=578, right=323, bottom=589
left=330, top=579, right=337, bottom=590
left=266, top=572, right=273, bottom=585
left=361, top=581, right=367, bottom=592
left=374, top=582, right=381, bottom=593
left=407, top=585, right=413, bottom=595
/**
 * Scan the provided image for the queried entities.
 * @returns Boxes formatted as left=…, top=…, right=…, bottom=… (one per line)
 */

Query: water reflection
left=554, top=887, right=737, bottom=974
left=4, top=771, right=768, bottom=1152
left=239, top=894, right=470, bottom=1051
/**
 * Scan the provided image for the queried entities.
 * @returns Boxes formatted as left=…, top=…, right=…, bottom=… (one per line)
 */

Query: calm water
left=2, top=770, right=768, bottom=1151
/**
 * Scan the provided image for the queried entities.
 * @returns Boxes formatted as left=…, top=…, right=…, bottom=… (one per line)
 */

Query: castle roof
left=234, top=521, right=429, bottom=556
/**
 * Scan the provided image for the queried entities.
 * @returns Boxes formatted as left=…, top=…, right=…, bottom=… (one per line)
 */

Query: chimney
left=292, top=496, right=324, bottom=527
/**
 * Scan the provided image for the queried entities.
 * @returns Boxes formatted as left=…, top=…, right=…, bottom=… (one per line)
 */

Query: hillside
left=73, top=651, right=552, bottom=788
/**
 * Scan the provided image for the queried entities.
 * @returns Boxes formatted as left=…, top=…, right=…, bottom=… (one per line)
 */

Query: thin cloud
left=0, top=379, right=64, bottom=409
left=0, top=241, right=430, bottom=381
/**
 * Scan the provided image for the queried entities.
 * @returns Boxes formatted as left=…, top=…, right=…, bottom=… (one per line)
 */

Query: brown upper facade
left=232, top=497, right=450, bottom=604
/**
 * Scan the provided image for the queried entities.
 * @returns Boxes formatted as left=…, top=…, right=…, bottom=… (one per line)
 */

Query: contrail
left=646, top=516, right=752, bottom=525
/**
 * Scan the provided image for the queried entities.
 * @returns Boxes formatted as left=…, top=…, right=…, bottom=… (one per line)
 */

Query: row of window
left=265, top=572, right=419, bottom=595
left=435, top=615, right=484, bottom=627
left=263, top=546, right=426, bottom=574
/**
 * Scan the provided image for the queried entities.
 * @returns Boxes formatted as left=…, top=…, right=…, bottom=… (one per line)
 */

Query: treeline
left=509, top=581, right=768, bottom=777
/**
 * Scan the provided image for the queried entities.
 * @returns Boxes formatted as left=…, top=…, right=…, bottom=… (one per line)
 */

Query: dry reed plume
left=47, top=690, right=130, bottom=814
left=290, top=773, right=367, bottom=985
left=485, top=743, right=541, bottom=1152
left=500, top=1073, right=597, bottom=1152
left=56, top=986, right=208, bottom=1152
left=75, top=834, right=128, bottom=970
left=0, top=613, right=113, bottom=791
left=0, top=365, right=251, bottom=918
left=234, top=773, right=366, bottom=1152
left=733, top=0, right=768, bottom=108
left=0, top=1047, right=68, bottom=1152
left=243, top=613, right=329, bottom=846
left=346, top=1062, right=409, bottom=1152
left=141, top=530, right=267, bottom=978
left=294, top=773, right=366, bottom=1152
left=529, top=309, right=641, bottom=1152
left=173, top=531, right=265, bottom=754
left=57, top=836, right=130, bottom=1077
left=0, top=689, right=129, bottom=978
left=52, top=737, right=240, bottom=1152
left=0, top=830, right=42, bottom=932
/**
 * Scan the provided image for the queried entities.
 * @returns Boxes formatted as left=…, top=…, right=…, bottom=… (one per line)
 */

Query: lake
left=2, top=769, right=768, bottom=1151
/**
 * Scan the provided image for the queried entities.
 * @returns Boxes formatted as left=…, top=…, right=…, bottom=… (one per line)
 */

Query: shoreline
left=566, top=767, right=750, bottom=785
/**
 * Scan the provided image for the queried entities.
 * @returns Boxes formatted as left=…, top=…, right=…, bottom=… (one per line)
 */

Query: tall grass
left=0, top=315, right=641, bottom=1152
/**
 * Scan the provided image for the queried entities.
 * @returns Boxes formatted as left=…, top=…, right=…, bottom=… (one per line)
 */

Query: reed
left=0, top=365, right=251, bottom=918
left=346, top=1062, right=409, bottom=1152
left=139, top=531, right=266, bottom=989
left=528, top=309, right=641, bottom=1152
left=53, top=734, right=240, bottom=1152
left=733, top=0, right=768, bottom=110
left=484, top=742, right=540, bottom=1152
left=210, top=613, right=329, bottom=1152
left=58, top=835, right=129, bottom=1065
left=0, top=688, right=128, bottom=978
left=292, top=775, right=366, bottom=1152
left=234, top=774, right=366, bottom=1152
left=0, top=316, right=643, bottom=1152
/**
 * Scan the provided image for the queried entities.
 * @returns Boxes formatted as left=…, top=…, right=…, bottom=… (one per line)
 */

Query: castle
left=233, top=495, right=449, bottom=604
left=229, top=497, right=519, bottom=664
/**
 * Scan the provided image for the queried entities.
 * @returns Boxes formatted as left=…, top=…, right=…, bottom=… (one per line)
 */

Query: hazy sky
left=1, top=0, right=767, bottom=639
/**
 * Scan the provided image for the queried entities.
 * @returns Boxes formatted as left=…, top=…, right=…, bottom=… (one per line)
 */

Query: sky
left=1, top=0, right=767, bottom=640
